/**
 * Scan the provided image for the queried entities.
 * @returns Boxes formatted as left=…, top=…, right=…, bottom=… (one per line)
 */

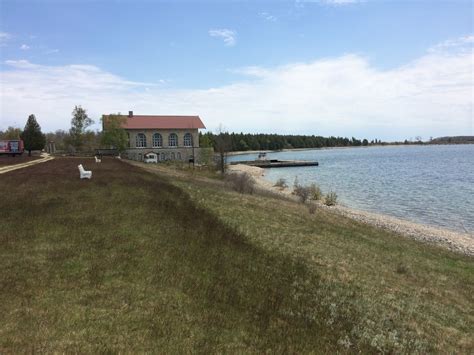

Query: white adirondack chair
left=94, top=156, right=101, bottom=163
left=78, top=164, right=92, bottom=179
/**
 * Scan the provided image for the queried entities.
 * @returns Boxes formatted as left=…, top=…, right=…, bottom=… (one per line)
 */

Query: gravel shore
left=228, top=164, right=474, bottom=257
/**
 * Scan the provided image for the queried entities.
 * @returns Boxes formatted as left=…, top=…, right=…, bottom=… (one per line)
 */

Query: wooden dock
left=230, top=159, right=319, bottom=168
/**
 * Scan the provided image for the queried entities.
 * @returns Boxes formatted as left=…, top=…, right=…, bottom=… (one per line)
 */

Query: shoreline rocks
left=227, top=164, right=474, bottom=257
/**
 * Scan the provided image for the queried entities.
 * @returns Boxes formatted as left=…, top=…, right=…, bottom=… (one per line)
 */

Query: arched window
left=184, top=133, right=193, bottom=147
left=171, top=152, right=175, bottom=160
left=152, top=133, right=162, bottom=147
left=168, top=133, right=178, bottom=147
left=161, top=153, right=165, bottom=161
left=136, top=133, right=146, bottom=148
left=177, top=152, right=181, bottom=160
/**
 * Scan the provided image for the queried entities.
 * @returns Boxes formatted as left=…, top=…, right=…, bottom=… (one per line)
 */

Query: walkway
left=0, top=153, right=54, bottom=175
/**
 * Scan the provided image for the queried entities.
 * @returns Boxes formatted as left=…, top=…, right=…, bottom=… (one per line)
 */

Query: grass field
left=1, top=158, right=473, bottom=352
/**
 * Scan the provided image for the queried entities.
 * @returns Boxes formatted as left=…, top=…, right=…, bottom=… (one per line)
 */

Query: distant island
left=429, top=136, right=474, bottom=144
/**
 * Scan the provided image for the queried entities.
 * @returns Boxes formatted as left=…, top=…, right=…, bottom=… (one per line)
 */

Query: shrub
left=308, top=203, right=317, bottom=215
left=274, top=178, right=288, bottom=189
left=308, top=183, right=322, bottom=200
left=324, top=192, right=338, bottom=206
left=293, top=181, right=321, bottom=204
left=293, top=176, right=300, bottom=190
left=294, top=185, right=311, bottom=203
left=226, top=172, right=255, bottom=194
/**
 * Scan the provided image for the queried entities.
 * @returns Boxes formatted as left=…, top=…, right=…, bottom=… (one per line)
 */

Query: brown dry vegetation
left=0, top=158, right=473, bottom=352
left=0, top=155, right=41, bottom=167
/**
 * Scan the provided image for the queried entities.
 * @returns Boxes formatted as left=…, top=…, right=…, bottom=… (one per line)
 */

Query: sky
left=0, top=0, right=473, bottom=141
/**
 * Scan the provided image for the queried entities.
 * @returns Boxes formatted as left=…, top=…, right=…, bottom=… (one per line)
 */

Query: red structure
left=0, top=140, right=24, bottom=156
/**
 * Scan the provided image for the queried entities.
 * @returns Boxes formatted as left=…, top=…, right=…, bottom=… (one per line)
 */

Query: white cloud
left=20, top=44, right=30, bottom=50
left=209, top=29, right=236, bottom=46
left=428, top=35, right=474, bottom=53
left=259, top=12, right=277, bottom=22
left=4, top=59, right=39, bottom=69
left=0, top=32, right=11, bottom=46
left=1, top=36, right=472, bottom=140
left=44, top=48, right=60, bottom=54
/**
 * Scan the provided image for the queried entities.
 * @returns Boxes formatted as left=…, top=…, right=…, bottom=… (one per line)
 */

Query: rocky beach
left=228, top=164, right=474, bottom=257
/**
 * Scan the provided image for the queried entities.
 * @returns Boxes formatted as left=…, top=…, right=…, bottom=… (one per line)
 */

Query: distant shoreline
left=227, top=145, right=376, bottom=156
left=226, top=143, right=474, bottom=156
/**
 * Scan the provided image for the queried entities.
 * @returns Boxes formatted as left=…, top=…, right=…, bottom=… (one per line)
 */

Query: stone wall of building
left=124, top=147, right=213, bottom=164
left=127, top=129, right=200, bottom=150
left=124, top=128, right=214, bottom=163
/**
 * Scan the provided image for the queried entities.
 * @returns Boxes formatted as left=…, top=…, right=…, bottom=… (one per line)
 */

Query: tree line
left=5, top=106, right=446, bottom=156
left=199, top=132, right=376, bottom=152
left=0, top=107, right=127, bottom=155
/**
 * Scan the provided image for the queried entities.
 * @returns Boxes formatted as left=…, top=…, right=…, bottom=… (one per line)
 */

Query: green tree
left=21, top=114, right=46, bottom=156
left=199, top=132, right=213, bottom=148
left=1, top=126, right=22, bottom=139
left=101, top=114, right=128, bottom=152
left=69, top=105, right=94, bottom=151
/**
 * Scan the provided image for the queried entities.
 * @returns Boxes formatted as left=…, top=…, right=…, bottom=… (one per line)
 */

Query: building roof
left=110, top=115, right=206, bottom=130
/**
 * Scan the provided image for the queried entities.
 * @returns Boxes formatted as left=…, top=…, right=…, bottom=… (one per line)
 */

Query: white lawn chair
left=78, top=164, right=92, bottom=179
left=94, top=156, right=101, bottom=163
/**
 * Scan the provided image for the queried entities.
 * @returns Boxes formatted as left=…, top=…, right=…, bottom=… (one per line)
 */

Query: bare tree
left=215, top=124, right=231, bottom=174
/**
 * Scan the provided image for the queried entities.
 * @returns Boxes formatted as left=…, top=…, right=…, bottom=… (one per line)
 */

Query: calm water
left=228, top=145, right=474, bottom=233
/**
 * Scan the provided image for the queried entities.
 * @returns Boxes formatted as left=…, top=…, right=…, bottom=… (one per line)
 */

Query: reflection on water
left=228, top=145, right=474, bottom=234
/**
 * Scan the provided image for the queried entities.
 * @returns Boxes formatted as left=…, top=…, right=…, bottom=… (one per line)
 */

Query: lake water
left=228, top=145, right=474, bottom=234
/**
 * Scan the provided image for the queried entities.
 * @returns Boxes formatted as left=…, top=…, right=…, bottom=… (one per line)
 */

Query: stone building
left=104, top=111, right=209, bottom=162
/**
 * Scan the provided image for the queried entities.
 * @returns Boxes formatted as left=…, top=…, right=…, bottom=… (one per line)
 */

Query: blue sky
left=1, top=0, right=473, bottom=140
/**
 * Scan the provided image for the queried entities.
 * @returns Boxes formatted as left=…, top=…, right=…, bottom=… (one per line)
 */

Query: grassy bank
left=1, top=158, right=472, bottom=352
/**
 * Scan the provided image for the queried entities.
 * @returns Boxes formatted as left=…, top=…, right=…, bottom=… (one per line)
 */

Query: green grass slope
left=0, top=158, right=472, bottom=352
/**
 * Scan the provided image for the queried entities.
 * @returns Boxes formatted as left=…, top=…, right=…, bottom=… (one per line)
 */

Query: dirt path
left=0, top=153, right=54, bottom=175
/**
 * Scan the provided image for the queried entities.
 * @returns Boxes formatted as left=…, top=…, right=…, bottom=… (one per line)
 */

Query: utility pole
left=189, top=119, right=195, bottom=169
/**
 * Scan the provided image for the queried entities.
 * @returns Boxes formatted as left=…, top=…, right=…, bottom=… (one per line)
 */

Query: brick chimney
left=128, top=111, right=133, bottom=118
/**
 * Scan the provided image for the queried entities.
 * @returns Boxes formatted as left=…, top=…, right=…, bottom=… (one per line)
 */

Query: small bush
left=293, top=176, right=300, bottom=190
left=324, top=192, right=338, bottom=206
left=308, top=203, right=317, bottom=215
left=226, top=172, right=255, bottom=194
left=274, top=178, right=288, bottom=189
left=294, top=185, right=311, bottom=203
left=308, top=183, right=322, bottom=200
